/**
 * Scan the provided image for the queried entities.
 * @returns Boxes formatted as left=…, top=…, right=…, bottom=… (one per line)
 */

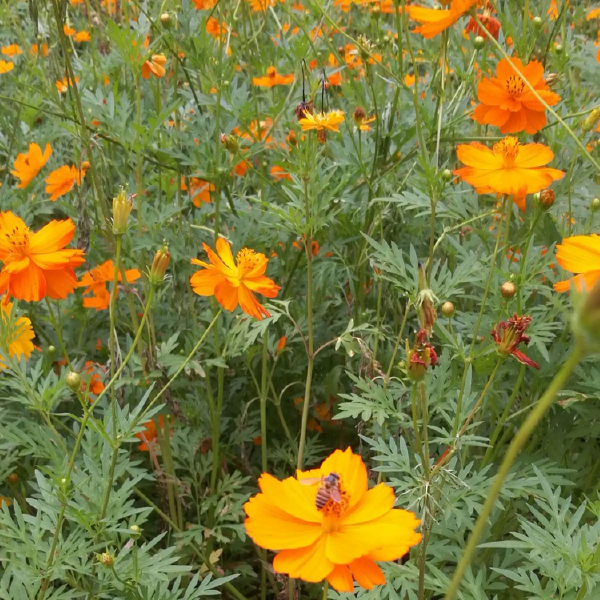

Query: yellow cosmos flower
left=0, top=300, right=35, bottom=369
left=244, top=448, right=421, bottom=592
left=299, top=110, right=345, bottom=132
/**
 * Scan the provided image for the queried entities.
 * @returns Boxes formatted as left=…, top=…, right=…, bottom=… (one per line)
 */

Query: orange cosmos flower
left=192, top=0, right=217, bottom=8
left=245, top=0, right=275, bottom=11
left=0, top=301, right=35, bottom=369
left=553, top=235, right=600, bottom=292
left=63, top=24, right=76, bottom=36
left=55, top=76, right=79, bottom=93
left=77, top=260, right=141, bottom=310
left=276, top=335, right=287, bottom=354
left=181, top=177, right=214, bottom=206
left=190, top=237, right=280, bottom=320
left=74, top=30, right=91, bottom=43
left=0, top=212, right=85, bottom=302
left=10, top=143, right=52, bottom=189
left=1, top=44, right=22, bottom=57
left=270, top=165, right=292, bottom=180
left=244, top=448, right=422, bottom=592
left=206, top=17, right=228, bottom=39
left=253, top=66, right=294, bottom=87
left=141, top=54, right=167, bottom=79
left=81, top=361, right=105, bottom=396
left=30, top=43, right=49, bottom=57
left=45, top=163, right=88, bottom=201
left=299, top=110, right=345, bottom=132
left=407, top=0, right=478, bottom=39
left=473, top=58, right=560, bottom=134
left=454, top=137, right=564, bottom=198
left=135, top=415, right=170, bottom=451
left=588, top=7, right=600, bottom=19
left=0, top=60, right=14, bottom=74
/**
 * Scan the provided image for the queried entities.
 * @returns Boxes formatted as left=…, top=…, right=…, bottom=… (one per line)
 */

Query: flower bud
left=66, top=371, right=81, bottom=391
left=112, top=187, right=133, bottom=235
left=592, top=197, right=600, bottom=212
left=474, top=36, right=485, bottom=49
left=129, top=524, right=142, bottom=538
left=441, top=168, right=453, bottom=181
left=220, top=133, right=239, bottom=154
left=96, top=552, right=114, bottom=567
left=371, top=4, right=380, bottom=15
left=545, top=72, right=559, bottom=87
left=287, top=130, right=298, bottom=147
left=582, top=107, right=600, bottom=133
left=532, top=16, right=542, bottom=27
left=555, top=44, right=563, bottom=54
left=160, top=12, right=172, bottom=28
left=535, top=188, right=555, bottom=210
left=441, top=301, right=454, bottom=317
left=149, top=245, right=170, bottom=285
left=501, top=281, right=517, bottom=299
left=8, top=473, right=18, bottom=484
left=47, top=345, right=56, bottom=356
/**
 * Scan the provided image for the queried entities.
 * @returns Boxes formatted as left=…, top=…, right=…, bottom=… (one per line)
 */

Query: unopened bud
left=582, top=107, right=600, bottom=133
left=555, top=44, right=563, bottom=54
left=47, top=345, right=56, bottom=356
left=441, top=168, right=453, bottom=181
left=112, top=187, right=133, bottom=235
left=160, top=12, right=172, bottom=27
left=501, top=281, right=517, bottom=299
left=532, top=16, right=542, bottom=28
left=592, top=197, right=600, bottom=212
left=441, top=301, right=454, bottom=317
left=220, top=133, right=239, bottom=154
left=545, top=72, right=559, bottom=87
left=65, top=371, right=81, bottom=391
left=474, top=36, right=485, bottom=49
left=287, top=130, right=298, bottom=147
left=149, top=245, right=170, bottom=285
left=536, top=188, right=555, bottom=210
left=129, top=524, right=142, bottom=538
left=371, top=4, right=380, bottom=15
left=8, top=473, right=18, bottom=484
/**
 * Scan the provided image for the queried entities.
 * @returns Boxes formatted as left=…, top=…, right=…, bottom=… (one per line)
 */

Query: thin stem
left=297, top=177, right=315, bottom=471
left=322, top=580, right=329, bottom=599
left=260, top=331, right=269, bottom=474
left=444, top=342, right=585, bottom=600
left=109, top=237, right=122, bottom=441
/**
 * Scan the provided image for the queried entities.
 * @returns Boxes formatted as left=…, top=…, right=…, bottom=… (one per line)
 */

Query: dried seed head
left=353, top=106, right=366, bottom=125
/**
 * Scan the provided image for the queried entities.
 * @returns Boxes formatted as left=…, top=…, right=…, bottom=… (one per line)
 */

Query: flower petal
left=319, top=447, right=368, bottom=509
left=342, top=483, right=395, bottom=525
left=238, top=283, right=269, bottom=320
left=214, top=280, right=239, bottom=312
left=349, top=556, right=386, bottom=589
left=555, top=235, right=600, bottom=273
left=7, top=262, right=46, bottom=301
left=216, top=237, right=236, bottom=271
left=190, top=268, right=226, bottom=296
left=327, top=564, right=354, bottom=592
left=257, top=473, right=322, bottom=523
left=30, top=219, right=76, bottom=254
left=44, top=268, right=79, bottom=299
left=554, top=270, right=600, bottom=292
left=514, top=144, right=555, bottom=168
left=272, top=536, right=333, bottom=582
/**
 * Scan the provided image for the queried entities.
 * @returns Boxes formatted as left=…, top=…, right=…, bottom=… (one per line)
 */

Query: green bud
left=474, top=36, right=485, bottom=50
left=65, top=371, right=81, bottom=391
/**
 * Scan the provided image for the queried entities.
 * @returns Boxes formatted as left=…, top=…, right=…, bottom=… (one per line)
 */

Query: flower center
left=505, top=74, right=525, bottom=96
left=267, top=67, right=277, bottom=79
left=5, top=225, right=30, bottom=258
left=493, top=136, right=520, bottom=167
left=236, top=248, right=262, bottom=279
left=320, top=490, right=350, bottom=533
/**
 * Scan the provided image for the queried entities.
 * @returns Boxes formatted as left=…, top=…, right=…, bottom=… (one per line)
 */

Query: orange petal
left=44, top=268, right=78, bottom=299
left=215, top=237, right=236, bottom=271
left=272, top=536, right=333, bottom=582
left=342, top=483, right=395, bottom=525
left=214, top=280, right=239, bottom=312
left=514, top=144, right=554, bottom=168
left=190, top=268, right=226, bottom=296
left=554, top=270, right=600, bottom=292
left=327, top=564, right=354, bottom=592
left=319, top=447, right=368, bottom=510
left=7, top=262, right=46, bottom=301
left=257, top=473, right=322, bottom=523
left=555, top=235, right=600, bottom=273
left=349, top=556, right=385, bottom=589
left=238, top=283, right=269, bottom=319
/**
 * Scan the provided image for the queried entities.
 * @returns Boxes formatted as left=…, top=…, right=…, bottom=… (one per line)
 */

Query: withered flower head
left=353, top=106, right=366, bottom=125
left=491, top=314, right=539, bottom=369
left=295, top=100, right=314, bottom=121
left=406, top=328, right=438, bottom=382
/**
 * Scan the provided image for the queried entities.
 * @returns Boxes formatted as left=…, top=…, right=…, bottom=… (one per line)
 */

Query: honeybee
left=300, top=472, right=342, bottom=510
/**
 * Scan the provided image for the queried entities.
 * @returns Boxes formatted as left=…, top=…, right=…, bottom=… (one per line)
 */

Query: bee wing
left=330, top=487, right=342, bottom=502
left=299, top=477, right=322, bottom=486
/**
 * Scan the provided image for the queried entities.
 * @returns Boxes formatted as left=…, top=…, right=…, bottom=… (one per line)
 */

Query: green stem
left=297, top=176, right=315, bottom=471
left=260, top=331, right=269, bottom=474
left=444, top=343, right=585, bottom=600
left=109, top=236, right=122, bottom=441
left=322, top=580, right=329, bottom=599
